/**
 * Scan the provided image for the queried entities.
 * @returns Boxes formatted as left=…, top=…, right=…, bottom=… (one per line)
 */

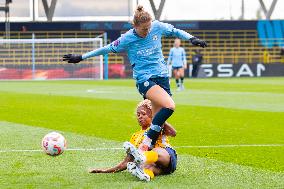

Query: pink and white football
left=42, top=132, right=66, bottom=156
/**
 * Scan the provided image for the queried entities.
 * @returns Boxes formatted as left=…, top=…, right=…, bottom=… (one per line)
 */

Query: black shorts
left=163, top=147, right=177, bottom=174
left=172, top=66, right=183, bottom=70
left=136, top=77, right=172, bottom=99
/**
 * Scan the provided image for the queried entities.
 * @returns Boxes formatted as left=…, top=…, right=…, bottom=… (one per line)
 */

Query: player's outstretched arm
left=172, top=28, right=207, bottom=48
left=159, top=21, right=207, bottom=48
left=173, top=29, right=207, bottom=48
left=62, top=44, right=114, bottom=64
left=63, top=36, right=127, bottom=64
left=89, top=154, right=133, bottom=173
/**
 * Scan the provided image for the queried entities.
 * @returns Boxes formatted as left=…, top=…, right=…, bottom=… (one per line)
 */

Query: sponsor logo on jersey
left=137, top=45, right=159, bottom=56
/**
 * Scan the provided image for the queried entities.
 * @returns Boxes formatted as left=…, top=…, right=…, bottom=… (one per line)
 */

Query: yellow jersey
left=130, top=128, right=171, bottom=148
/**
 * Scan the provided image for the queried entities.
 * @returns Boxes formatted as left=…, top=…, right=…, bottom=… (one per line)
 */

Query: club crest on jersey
left=144, top=81, right=149, bottom=87
left=152, top=35, right=158, bottom=41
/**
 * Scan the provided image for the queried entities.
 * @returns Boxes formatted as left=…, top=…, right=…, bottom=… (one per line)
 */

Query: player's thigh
left=151, top=101, right=160, bottom=116
left=152, top=147, right=171, bottom=168
left=178, top=68, right=183, bottom=77
left=180, top=68, right=185, bottom=77
left=175, top=68, right=180, bottom=77
left=173, top=69, right=179, bottom=78
left=145, top=85, right=175, bottom=111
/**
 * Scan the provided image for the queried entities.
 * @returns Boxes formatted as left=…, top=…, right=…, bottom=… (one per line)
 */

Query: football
left=41, top=132, right=67, bottom=156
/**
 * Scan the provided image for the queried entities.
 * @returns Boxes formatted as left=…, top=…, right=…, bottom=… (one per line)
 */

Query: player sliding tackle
left=63, top=5, right=207, bottom=153
left=89, top=100, right=177, bottom=181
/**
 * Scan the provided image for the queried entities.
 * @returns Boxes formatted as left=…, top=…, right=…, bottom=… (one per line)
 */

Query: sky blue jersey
left=167, top=47, right=186, bottom=67
left=82, top=20, right=194, bottom=83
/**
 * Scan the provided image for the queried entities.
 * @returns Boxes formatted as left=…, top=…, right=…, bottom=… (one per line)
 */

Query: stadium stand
left=162, top=30, right=283, bottom=64
left=0, top=30, right=283, bottom=65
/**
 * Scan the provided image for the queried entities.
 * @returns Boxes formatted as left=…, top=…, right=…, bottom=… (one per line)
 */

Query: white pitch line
left=0, top=149, right=43, bottom=153
left=0, top=144, right=283, bottom=153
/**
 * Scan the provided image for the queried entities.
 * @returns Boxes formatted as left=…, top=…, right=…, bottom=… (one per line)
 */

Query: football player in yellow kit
left=89, top=99, right=177, bottom=181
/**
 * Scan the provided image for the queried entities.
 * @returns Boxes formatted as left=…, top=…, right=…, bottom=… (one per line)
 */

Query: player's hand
left=63, top=54, right=82, bottom=63
left=190, top=37, right=207, bottom=48
left=89, top=168, right=108, bottom=173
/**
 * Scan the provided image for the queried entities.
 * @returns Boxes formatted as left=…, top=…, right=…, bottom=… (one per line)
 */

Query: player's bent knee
left=165, top=102, right=175, bottom=111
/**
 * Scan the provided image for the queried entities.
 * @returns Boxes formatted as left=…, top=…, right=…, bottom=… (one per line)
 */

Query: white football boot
left=127, top=162, right=150, bottom=182
left=123, top=141, right=146, bottom=164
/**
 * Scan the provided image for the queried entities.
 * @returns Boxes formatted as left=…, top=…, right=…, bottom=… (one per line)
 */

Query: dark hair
left=133, top=5, right=152, bottom=26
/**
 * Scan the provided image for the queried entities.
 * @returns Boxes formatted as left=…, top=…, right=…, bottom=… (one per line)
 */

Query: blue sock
left=146, top=108, right=174, bottom=145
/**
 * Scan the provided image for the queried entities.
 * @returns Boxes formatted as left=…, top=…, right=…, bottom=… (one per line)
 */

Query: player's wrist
left=81, top=54, right=87, bottom=60
left=73, top=54, right=83, bottom=63
left=190, top=36, right=196, bottom=40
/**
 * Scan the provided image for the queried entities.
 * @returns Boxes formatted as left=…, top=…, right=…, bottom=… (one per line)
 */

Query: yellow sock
left=143, top=169, right=154, bottom=179
left=143, top=151, right=158, bottom=164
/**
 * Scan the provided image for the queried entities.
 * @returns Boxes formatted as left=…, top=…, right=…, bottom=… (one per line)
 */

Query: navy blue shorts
left=136, top=77, right=172, bottom=99
left=163, top=147, right=177, bottom=174
left=172, top=66, right=183, bottom=70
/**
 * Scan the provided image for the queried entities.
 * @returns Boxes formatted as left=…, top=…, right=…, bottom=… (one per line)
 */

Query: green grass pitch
left=0, top=78, right=284, bottom=188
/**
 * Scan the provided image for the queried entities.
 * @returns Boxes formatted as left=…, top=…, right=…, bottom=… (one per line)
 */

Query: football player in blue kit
left=168, top=38, right=187, bottom=91
left=63, top=5, right=207, bottom=154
